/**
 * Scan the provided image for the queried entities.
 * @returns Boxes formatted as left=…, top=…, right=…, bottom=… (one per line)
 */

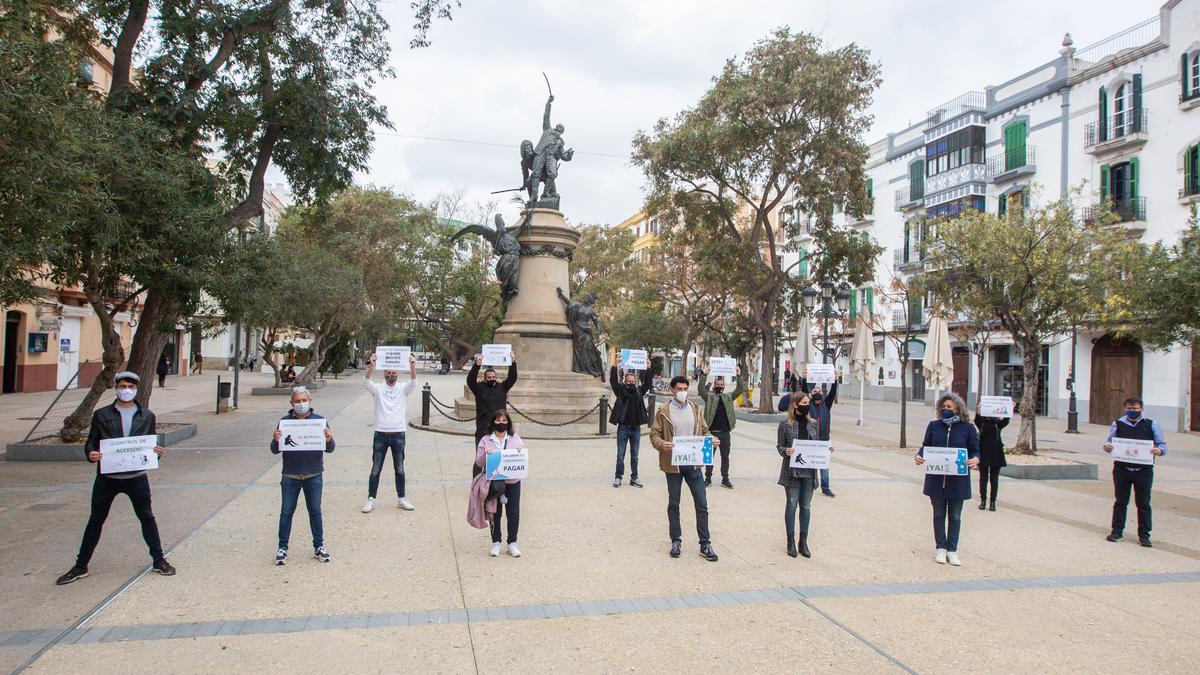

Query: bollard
left=421, top=383, right=432, bottom=426
left=598, top=395, right=609, bottom=435
left=216, top=375, right=222, bottom=415
left=645, top=392, right=655, bottom=420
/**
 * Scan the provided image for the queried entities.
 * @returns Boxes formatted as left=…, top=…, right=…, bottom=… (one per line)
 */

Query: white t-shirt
left=363, top=377, right=417, bottom=432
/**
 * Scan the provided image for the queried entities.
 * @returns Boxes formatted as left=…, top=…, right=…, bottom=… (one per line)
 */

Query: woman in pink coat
left=475, top=410, right=524, bottom=558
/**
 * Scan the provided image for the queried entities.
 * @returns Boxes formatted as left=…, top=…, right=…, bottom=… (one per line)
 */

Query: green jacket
left=699, top=371, right=745, bottom=430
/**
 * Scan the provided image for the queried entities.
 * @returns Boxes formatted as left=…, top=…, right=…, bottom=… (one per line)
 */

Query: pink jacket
left=475, top=433, right=524, bottom=485
left=467, top=471, right=495, bottom=529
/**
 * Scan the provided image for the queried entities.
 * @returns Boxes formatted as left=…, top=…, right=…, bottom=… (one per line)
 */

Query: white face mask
left=293, top=402, right=310, bottom=415
left=115, top=388, right=137, bottom=402
left=674, top=390, right=688, bottom=403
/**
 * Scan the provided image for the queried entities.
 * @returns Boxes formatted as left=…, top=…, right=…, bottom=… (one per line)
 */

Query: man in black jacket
left=56, top=371, right=174, bottom=585
left=798, top=366, right=840, bottom=497
left=467, top=350, right=517, bottom=474
left=610, top=364, right=653, bottom=487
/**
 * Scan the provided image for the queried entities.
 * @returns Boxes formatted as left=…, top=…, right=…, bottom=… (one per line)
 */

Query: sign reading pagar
left=1110, top=438, right=1155, bottom=466
left=99, top=435, right=159, bottom=474
left=278, top=418, right=327, bottom=452
left=788, top=440, right=831, bottom=470
left=979, top=395, right=1014, bottom=418
left=481, top=344, right=513, bottom=367
left=671, top=435, right=715, bottom=466
left=922, top=447, right=969, bottom=476
left=620, top=348, right=649, bottom=370
left=375, top=345, right=411, bottom=370
left=486, top=446, right=528, bottom=480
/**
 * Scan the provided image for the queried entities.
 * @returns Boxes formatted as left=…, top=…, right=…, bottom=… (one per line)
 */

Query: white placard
left=788, top=440, right=831, bottom=469
left=979, top=395, right=1014, bottom=418
left=670, top=435, right=715, bottom=466
left=708, top=357, right=736, bottom=381
left=375, top=346, right=411, bottom=370
left=278, top=418, right=328, bottom=451
left=620, top=348, right=649, bottom=370
left=481, top=344, right=513, bottom=366
left=806, top=364, right=836, bottom=385
left=1110, top=437, right=1155, bottom=465
left=922, top=447, right=969, bottom=476
left=99, top=435, right=159, bottom=474
left=486, top=445, right=528, bottom=480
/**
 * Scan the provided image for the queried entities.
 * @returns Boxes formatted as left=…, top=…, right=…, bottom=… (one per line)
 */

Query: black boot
left=787, top=536, right=798, bottom=558
left=799, top=532, right=811, bottom=558
left=989, top=499, right=996, bottom=512
left=979, top=498, right=986, bottom=510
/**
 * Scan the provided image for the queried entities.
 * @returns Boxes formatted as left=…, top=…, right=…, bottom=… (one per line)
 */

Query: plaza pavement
left=0, top=371, right=1197, bottom=673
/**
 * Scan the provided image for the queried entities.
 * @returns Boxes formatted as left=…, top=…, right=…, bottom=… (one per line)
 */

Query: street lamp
left=1066, top=324, right=1080, bottom=433
left=803, top=282, right=850, bottom=365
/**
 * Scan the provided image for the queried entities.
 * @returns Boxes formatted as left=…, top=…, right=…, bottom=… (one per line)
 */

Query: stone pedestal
left=455, top=209, right=606, bottom=425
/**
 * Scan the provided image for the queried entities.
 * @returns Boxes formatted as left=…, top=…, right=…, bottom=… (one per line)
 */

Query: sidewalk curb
left=5, top=423, right=198, bottom=461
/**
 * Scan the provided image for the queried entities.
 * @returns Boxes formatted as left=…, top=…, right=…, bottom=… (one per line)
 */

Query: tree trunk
left=60, top=289, right=126, bottom=442
left=898, top=355, right=909, bottom=448
left=1012, top=339, right=1042, bottom=454
left=295, top=322, right=338, bottom=386
left=260, top=332, right=282, bottom=387
left=127, top=289, right=180, bottom=408
left=975, top=345, right=986, bottom=412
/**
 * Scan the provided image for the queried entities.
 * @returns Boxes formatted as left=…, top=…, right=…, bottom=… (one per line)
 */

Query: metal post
left=216, top=375, right=222, bottom=415
left=599, top=395, right=609, bottom=435
left=1066, top=325, right=1080, bottom=433
left=421, top=383, right=431, bottom=426
left=645, top=392, right=655, bottom=421
left=231, top=226, right=247, bottom=409
left=822, top=299, right=831, bottom=365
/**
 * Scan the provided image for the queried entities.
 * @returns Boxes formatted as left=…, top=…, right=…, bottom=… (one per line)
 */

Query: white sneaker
left=947, top=552, right=961, bottom=566
left=935, top=548, right=947, bottom=564
left=361, top=497, right=375, bottom=513
left=507, top=543, right=522, bottom=558
left=398, top=497, right=415, bottom=511
left=489, top=542, right=502, bottom=557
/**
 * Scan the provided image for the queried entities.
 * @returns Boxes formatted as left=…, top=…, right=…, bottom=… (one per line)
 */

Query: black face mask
left=712, top=387, right=724, bottom=395
left=485, top=380, right=497, bottom=387
left=796, top=405, right=810, bottom=415
left=625, top=384, right=638, bottom=392
left=493, top=422, right=510, bottom=433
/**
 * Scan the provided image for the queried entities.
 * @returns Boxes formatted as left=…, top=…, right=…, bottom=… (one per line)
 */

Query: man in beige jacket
left=650, top=375, right=720, bottom=561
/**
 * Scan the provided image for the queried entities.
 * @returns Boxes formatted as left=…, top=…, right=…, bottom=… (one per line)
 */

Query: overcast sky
left=295, top=0, right=1159, bottom=225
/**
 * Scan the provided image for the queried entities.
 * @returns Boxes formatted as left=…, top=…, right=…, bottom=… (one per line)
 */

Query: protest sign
left=278, top=418, right=327, bottom=451
left=708, top=357, right=736, bottom=381
left=375, top=346, right=411, bottom=370
left=979, top=395, right=1014, bottom=418
left=922, top=447, right=969, bottom=476
left=481, top=344, right=513, bottom=366
left=806, top=364, right=836, bottom=385
left=788, top=440, right=831, bottom=469
left=620, top=348, right=649, bottom=370
left=1110, top=437, right=1155, bottom=466
left=100, top=435, right=159, bottom=474
left=671, top=435, right=715, bottom=466
left=486, top=445, right=529, bottom=480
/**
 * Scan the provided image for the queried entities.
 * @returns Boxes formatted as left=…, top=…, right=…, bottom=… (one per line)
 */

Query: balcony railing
left=1084, top=109, right=1148, bottom=147
left=986, top=146, right=1036, bottom=177
left=1082, top=196, right=1148, bottom=224
left=925, top=91, right=986, bottom=130
left=894, top=186, right=923, bottom=210
left=1180, top=182, right=1200, bottom=199
left=891, top=308, right=929, bottom=330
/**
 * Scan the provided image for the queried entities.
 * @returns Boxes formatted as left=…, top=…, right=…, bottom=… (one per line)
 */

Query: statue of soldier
left=523, top=95, right=574, bottom=208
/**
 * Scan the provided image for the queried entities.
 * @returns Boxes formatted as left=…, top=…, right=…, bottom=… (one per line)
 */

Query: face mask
left=493, top=422, right=509, bottom=433
left=941, top=408, right=957, bottom=419
left=1125, top=410, right=1141, bottom=420
left=625, top=383, right=638, bottom=391
left=115, top=388, right=137, bottom=402
left=485, top=380, right=497, bottom=387
left=293, top=402, right=310, bottom=415
left=674, top=391, right=688, bottom=403
left=384, top=375, right=398, bottom=386
left=796, top=405, right=810, bottom=415
left=712, top=386, right=724, bottom=394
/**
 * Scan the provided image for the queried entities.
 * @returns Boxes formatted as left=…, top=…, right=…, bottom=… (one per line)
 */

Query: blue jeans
left=279, top=474, right=323, bottom=550
left=370, top=431, right=406, bottom=499
left=615, top=425, right=640, bottom=480
left=930, top=496, right=963, bottom=552
left=820, top=468, right=831, bottom=491
left=784, top=478, right=815, bottom=538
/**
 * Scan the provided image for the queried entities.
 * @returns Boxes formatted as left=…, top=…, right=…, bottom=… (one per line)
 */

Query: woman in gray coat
left=776, top=393, right=832, bottom=558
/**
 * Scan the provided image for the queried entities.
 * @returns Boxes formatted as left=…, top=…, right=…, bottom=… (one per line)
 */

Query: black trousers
left=1111, top=464, right=1153, bottom=539
left=666, top=467, right=710, bottom=545
left=704, top=430, right=732, bottom=480
left=978, top=466, right=1000, bottom=503
left=75, top=474, right=164, bottom=568
left=491, top=481, right=521, bottom=544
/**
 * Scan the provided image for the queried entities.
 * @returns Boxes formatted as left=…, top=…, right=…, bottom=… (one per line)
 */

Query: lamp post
left=803, top=281, right=850, bottom=366
left=1066, top=324, right=1080, bottom=433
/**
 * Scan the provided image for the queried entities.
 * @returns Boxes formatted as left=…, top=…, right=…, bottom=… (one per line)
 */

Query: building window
left=925, top=127, right=985, bottom=178
left=77, top=59, right=94, bottom=84
left=1113, top=82, right=1131, bottom=136
left=909, top=160, right=925, bottom=200
left=1183, top=52, right=1200, bottom=101
left=927, top=196, right=985, bottom=220
left=1184, top=144, right=1199, bottom=197
left=1003, top=120, right=1028, bottom=170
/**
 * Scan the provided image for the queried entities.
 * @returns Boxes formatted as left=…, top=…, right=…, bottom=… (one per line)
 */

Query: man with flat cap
left=57, top=371, right=175, bottom=585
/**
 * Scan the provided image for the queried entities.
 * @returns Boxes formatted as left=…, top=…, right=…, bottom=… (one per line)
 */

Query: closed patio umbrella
left=922, top=314, right=954, bottom=415
left=849, top=310, right=876, bottom=427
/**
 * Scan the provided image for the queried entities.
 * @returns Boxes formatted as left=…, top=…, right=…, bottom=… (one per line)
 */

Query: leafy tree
left=873, top=274, right=927, bottom=449
left=569, top=224, right=639, bottom=328
left=633, top=28, right=881, bottom=411
left=607, top=302, right=686, bottom=356
left=1115, top=206, right=1200, bottom=354
left=921, top=190, right=1137, bottom=453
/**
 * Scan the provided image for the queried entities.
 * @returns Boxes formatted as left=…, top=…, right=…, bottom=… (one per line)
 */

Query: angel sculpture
left=449, top=214, right=521, bottom=301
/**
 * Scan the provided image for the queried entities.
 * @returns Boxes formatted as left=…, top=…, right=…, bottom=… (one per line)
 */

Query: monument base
left=455, top=368, right=605, bottom=426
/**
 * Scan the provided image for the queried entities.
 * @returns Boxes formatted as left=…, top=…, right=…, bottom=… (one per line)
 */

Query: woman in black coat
left=776, top=393, right=830, bottom=558
left=914, top=392, right=979, bottom=567
left=973, top=411, right=1009, bottom=511
left=156, top=354, right=170, bottom=387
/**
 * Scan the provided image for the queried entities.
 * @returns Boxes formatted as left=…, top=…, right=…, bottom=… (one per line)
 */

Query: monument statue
left=556, top=287, right=603, bottom=377
left=521, top=93, right=574, bottom=210
left=449, top=214, right=521, bottom=301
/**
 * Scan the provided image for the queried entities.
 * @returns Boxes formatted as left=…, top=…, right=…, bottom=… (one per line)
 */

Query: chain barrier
left=427, top=393, right=602, bottom=428
left=427, top=394, right=479, bottom=423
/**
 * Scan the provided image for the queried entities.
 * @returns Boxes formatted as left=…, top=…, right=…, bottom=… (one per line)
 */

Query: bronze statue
left=556, top=287, right=603, bottom=377
left=449, top=214, right=521, bottom=301
left=522, top=94, right=573, bottom=210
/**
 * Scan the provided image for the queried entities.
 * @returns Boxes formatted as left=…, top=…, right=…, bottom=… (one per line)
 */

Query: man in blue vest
left=1102, top=396, right=1165, bottom=547
left=798, top=366, right=840, bottom=497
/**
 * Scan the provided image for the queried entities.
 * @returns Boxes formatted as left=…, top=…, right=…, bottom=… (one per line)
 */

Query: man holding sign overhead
left=650, top=376, right=720, bottom=562
left=609, top=361, right=652, bottom=488
left=361, top=350, right=418, bottom=514
left=270, top=386, right=335, bottom=565
left=57, top=372, right=173, bottom=586
left=1103, top=397, right=1166, bottom=547
left=700, top=361, right=744, bottom=489
left=467, top=347, right=518, bottom=471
